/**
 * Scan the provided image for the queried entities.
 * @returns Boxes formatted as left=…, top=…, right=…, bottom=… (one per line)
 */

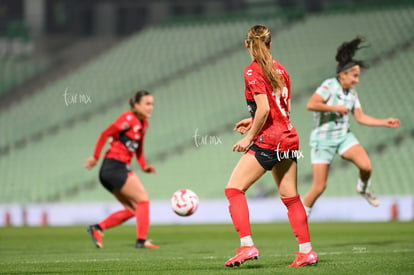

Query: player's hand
left=335, top=105, right=348, bottom=115
left=233, top=118, right=252, bottom=134
left=143, top=165, right=156, bottom=173
left=232, top=136, right=252, bottom=152
left=385, top=118, right=401, bottom=128
left=83, top=156, right=97, bottom=170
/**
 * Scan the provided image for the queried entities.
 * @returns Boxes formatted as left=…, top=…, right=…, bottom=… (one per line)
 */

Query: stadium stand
left=0, top=15, right=283, bottom=152
left=0, top=5, right=413, bottom=203
left=0, top=57, right=50, bottom=96
left=0, top=20, right=52, bottom=96
left=0, top=14, right=285, bottom=203
left=271, top=6, right=414, bottom=99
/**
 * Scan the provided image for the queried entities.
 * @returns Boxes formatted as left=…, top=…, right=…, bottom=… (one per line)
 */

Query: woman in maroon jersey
left=224, top=25, right=317, bottom=268
left=83, top=90, right=159, bottom=249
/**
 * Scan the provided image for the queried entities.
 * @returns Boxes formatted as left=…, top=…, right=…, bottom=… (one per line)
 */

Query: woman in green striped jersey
left=302, top=37, right=400, bottom=217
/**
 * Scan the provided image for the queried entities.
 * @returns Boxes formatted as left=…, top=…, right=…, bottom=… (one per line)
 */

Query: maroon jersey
left=93, top=111, right=148, bottom=167
left=244, top=60, right=299, bottom=151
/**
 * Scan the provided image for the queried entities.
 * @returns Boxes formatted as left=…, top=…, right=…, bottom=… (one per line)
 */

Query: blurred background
left=0, top=0, right=413, bottom=226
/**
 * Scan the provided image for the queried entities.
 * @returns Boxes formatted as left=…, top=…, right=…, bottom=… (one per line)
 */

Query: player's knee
left=130, top=193, right=150, bottom=204
left=224, top=187, right=244, bottom=199
left=139, top=194, right=150, bottom=202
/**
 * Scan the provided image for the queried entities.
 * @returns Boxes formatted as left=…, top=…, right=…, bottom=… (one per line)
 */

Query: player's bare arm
left=306, top=93, right=348, bottom=115
left=352, top=107, right=401, bottom=127
left=233, top=93, right=269, bottom=152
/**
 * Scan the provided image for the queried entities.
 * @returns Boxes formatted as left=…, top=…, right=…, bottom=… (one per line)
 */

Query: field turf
left=0, top=222, right=413, bottom=274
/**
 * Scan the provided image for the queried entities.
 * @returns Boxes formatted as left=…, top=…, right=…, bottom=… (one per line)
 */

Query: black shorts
left=99, top=158, right=132, bottom=192
left=248, top=144, right=297, bottom=171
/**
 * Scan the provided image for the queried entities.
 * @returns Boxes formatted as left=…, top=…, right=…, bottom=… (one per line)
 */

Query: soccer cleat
left=87, top=225, right=104, bottom=248
left=288, top=249, right=318, bottom=267
left=356, top=186, right=380, bottom=207
left=225, top=246, right=259, bottom=267
left=135, top=239, right=160, bottom=249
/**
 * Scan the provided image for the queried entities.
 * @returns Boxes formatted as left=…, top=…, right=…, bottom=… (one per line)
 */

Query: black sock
left=94, top=224, right=103, bottom=231
left=137, top=239, right=146, bottom=245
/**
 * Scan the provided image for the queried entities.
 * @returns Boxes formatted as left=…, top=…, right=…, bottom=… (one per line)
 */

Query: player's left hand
left=233, top=118, right=252, bottom=134
left=143, top=165, right=156, bottom=173
left=232, top=136, right=252, bottom=152
left=385, top=118, right=401, bottom=128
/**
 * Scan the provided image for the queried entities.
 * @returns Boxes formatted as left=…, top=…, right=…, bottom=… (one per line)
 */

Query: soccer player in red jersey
left=224, top=25, right=317, bottom=268
left=83, top=90, right=159, bottom=249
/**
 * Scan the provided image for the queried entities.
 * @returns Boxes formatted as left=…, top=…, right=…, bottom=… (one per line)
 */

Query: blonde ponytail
left=246, top=25, right=284, bottom=92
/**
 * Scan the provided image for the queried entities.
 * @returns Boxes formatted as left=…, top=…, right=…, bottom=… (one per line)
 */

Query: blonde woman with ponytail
left=224, top=25, right=317, bottom=268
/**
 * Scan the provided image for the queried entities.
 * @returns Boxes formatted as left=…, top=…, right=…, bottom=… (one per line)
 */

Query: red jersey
left=244, top=59, right=299, bottom=151
left=93, top=111, right=148, bottom=167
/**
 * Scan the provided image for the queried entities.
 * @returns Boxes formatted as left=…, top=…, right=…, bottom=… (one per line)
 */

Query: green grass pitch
left=0, top=222, right=413, bottom=274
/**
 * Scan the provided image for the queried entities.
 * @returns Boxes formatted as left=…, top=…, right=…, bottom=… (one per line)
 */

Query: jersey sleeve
left=92, top=124, right=119, bottom=159
left=112, top=112, right=132, bottom=131
left=135, top=133, right=147, bottom=169
left=315, top=82, right=332, bottom=101
left=353, top=93, right=362, bottom=110
left=135, top=119, right=149, bottom=169
left=245, top=68, right=267, bottom=95
left=92, top=113, right=130, bottom=159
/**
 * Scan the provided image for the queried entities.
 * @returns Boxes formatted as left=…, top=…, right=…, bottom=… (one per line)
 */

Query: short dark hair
left=129, top=90, right=151, bottom=108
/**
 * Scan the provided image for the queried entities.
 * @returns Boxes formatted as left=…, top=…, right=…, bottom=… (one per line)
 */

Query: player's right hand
left=143, top=165, right=156, bottom=173
left=335, top=105, right=348, bottom=115
left=83, top=156, right=98, bottom=170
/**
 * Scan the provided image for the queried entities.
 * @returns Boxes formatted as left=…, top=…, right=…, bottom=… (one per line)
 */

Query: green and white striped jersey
left=310, top=77, right=361, bottom=144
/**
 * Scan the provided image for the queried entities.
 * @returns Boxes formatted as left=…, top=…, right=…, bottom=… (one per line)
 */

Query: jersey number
left=273, top=87, right=289, bottom=117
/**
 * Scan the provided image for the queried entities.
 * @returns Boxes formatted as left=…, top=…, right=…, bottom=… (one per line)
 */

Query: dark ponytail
left=336, top=36, right=369, bottom=73
left=129, top=90, right=151, bottom=108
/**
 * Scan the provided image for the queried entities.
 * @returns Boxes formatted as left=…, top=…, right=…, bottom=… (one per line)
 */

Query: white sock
left=240, top=235, right=254, bottom=247
left=304, top=205, right=312, bottom=217
left=299, top=242, right=312, bottom=254
left=357, top=178, right=371, bottom=193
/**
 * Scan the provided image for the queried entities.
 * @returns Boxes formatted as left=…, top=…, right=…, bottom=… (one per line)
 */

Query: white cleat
left=357, top=186, right=380, bottom=207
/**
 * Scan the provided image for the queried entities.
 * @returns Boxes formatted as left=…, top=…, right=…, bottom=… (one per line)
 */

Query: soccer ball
left=171, top=189, right=199, bottom=217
